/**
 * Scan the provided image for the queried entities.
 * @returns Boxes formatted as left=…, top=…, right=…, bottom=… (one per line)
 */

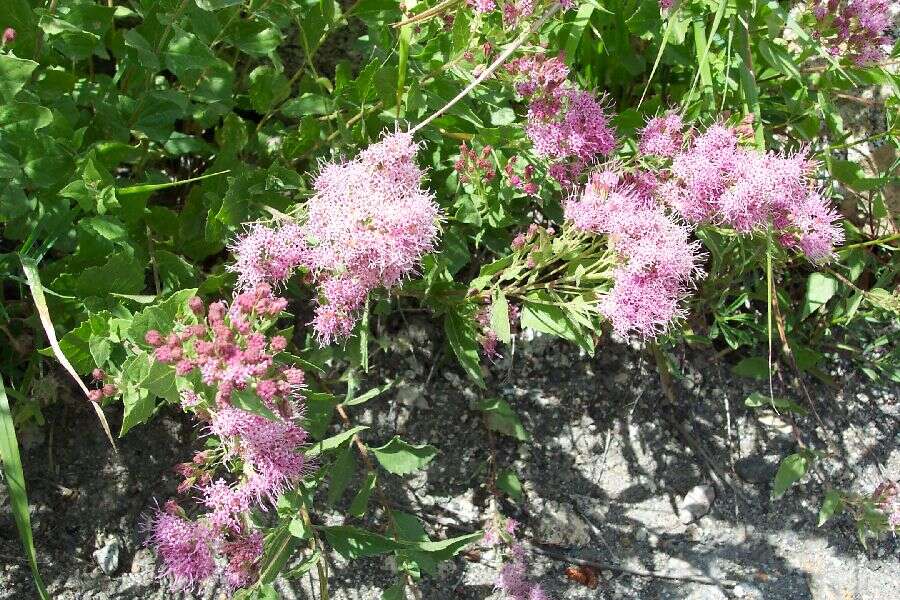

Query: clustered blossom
left=468, top=0, right=572, bottom=21
left=303, top=132, right=441, bottom=344
left=228, top=132, right=441, bottom=346
left=566, top=170, right=703, bottom=338
left=873, top=480, right=900, bottom=531
left=227, top=222, right=306, bottom=290
left=638, top=112, right=683, bottom=158
left=504, top=156, right=539, bottom=195
left=144, top=287, right=309, bottom=592
left=484, top=518, right=552, bottom=600
left=656, top=119, right=844, bottom=262
left=456, top=142, right=497, bottom=183
left=508, top=54, right=616, bottom=185
left=811, top=0, right=895, bottom=65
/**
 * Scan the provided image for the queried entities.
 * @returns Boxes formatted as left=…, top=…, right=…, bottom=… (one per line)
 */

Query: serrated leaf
left=496, top=468, right=523, bottom=502
left=288, top=516, right=310, bottom=539
left=128, top=288, right=198, bottom=345
left=732, top=356, right=769, bottom=379
left=120, top=386, right=155, bottom=436
left=321, top=526, right=405, bottom=559
left=248, top=66, right=291, bottom=113
left=744, top=392, right=808, bottom=415
left=348, top=472, right=376, bottom=517
left=370, top=436, right=437, bottom=475
left=801, top=273, right=838, bottom=319
left=444, top=311, right=484, bottom=387
left=490, top=291, right=511, bottom=344
left=0, top=55, right=39, bottom=102
left=327, top=445, right=356, bottom=505
left=344, top=382, right=392, bottom=406
left=476, top=398, right=530, bottom=441
left=305, top=425, right=367, bottom=457
left=818, top=489, right=843, bottom=527
left=772, top=453, right=808, bottom=499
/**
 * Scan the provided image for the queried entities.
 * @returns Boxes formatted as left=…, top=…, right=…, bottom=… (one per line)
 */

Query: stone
left=676, top=484, right=715, bottom=524
left=93, top=538, right=121, bottom=576
left=535, top=501, right=592, bottom=547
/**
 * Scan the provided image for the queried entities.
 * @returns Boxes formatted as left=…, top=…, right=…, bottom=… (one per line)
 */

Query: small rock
left=676, top=484, right=716, bottom=524
left=732, top=582, right=763, bottom=599
left=536, top=501, right=592, bottom=547
left=93, top=538, right=122, bottom=576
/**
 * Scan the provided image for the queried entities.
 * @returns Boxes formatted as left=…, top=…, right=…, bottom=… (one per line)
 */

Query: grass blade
left=0, top=376, right=50, bottom=600
left=116, top=169, right=230, bottom=198
left=639, top=9, right=679, bottom=108
left=19, top=256, right=117, bottom=450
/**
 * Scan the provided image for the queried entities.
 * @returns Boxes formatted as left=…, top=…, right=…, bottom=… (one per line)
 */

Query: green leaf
left=0, top=377, right=50, bottom=600
left=772, top=453, right=808, bottom=499
left=744, top=392, right=808, bottom=415
left=818, top=489, right=843, bottom=527
left=348, top=471, right=377, bottom=517
left=444, top=311, right=484, bottom=387
left=383, top=582, right=407, bottom=600
left=258, top=524, right=300, bottom=584
left=321, top=526, right=405, bottom=559
left=344, top=382, right=392, bottom=406
left=496, top=468, right=523, bottom=502
left=521, top=296, right=593, bottom=353
left=732, top=356, right=769, bottom=380
left=305, top=425, right=368, bottom=457
left=288, top=516, right=310, bottom=539
left=230, top=389, right=279, bottom=421
left=801, top=273, right=838, bottom=319
left=0, top=55, right=39, bottom=102
left=490, top=290, right=511, bottom=344
left=248, top=66, right=291, bottom=113
left=129, top=289, right=199, bottom=345
left=476, top=398, right=530, bottom=441
left=370, top=436, right=438, bottom=475
left=327, top=445, right=356, bottom=505
left=195, top=0, right=243, bottom=9
left=282, top=549, right=321, bottom=579
left=120, top=386, right=155, bottom=436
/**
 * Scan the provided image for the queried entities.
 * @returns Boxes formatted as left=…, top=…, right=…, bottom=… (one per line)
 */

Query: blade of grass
left=396, top=2, right=413, bottom=117
left=0, top=376, right=50, bottom=600
left=639, top=9, right=679, bottom=108
left=683, top=0, right=726, bottom=113
left=734, top=13, right=764, bottom=148
left=19, top=256, right=117, bottom=450
left=116, top=170, right=230, bottom=198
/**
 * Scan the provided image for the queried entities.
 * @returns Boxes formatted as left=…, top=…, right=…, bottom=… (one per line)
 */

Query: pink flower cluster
left=467, top=0, right=572, bottom=19
left=652, top=119, right=844, bottom=262
left=508, top=54, right=617, bottom=185
left=504, top=156, right=539, bottom=195
left=303, top=132, right=441, bottom=344
left=228, top=132, right=441, bottom=345
left=143, top=286, right=311, bottom=591
left=873, top=480, right=900, bottom=531
left=484, top=518, right=552, bottom=600
left=811, top=0, right=895, bottom=65
left=455, top=142, right=497, bottom=183
left=565, top=170, right=703, bottom=338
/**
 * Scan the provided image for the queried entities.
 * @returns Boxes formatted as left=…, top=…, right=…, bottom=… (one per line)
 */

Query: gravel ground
left=1, top=315, right=897, bottom=600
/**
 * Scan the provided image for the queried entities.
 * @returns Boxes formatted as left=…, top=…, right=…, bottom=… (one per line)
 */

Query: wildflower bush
left=0, top=0, right=898, bottom=598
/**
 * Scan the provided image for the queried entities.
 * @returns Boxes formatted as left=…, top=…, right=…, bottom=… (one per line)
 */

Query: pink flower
left=638, top=113, right=683, bottom=158
left=228, top=222, right=307, bottom=290
left=145, top=511, right=216, bottom=589
left=302, top=132, right=441, bottom=344
left=780, top=191, right=844, bottom=263
left=468, top=0, right=496, bottom=12
left=526, top=88, right=616, bottom=166
left=2, top=28, right=15, bottom=45
left=811, top=0, right=893, bottom=65
left=222, top=530, right=264, bottom=590
left=210, top=407, right=311, bottom=505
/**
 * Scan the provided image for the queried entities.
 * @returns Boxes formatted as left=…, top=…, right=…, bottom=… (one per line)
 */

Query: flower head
left=145, top=510, right=216, bottom=589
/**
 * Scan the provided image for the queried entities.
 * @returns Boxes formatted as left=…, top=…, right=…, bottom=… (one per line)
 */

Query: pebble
left=535, top=501, right=592, bottom=547
left=93, top=538, right=121, bottom=576
left=677, top=485, right=716, bottom=524
left=735, top=455, right=779, bottom=484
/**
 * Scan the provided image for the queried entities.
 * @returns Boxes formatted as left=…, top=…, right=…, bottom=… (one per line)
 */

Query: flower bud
left=2, top=28, right=16, bottom=45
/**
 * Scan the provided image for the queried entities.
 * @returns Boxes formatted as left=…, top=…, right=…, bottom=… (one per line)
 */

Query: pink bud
left=88, top=389, right=104, bottom=403
left=145, top=330, right=163, bottom=346
left=188, top=296, right=205, bottom=316
left=101, top=384, right=117, bottom=397
left=91, top=368, right=105, bottom=382
left=2, top=28, right=16, bottom=45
